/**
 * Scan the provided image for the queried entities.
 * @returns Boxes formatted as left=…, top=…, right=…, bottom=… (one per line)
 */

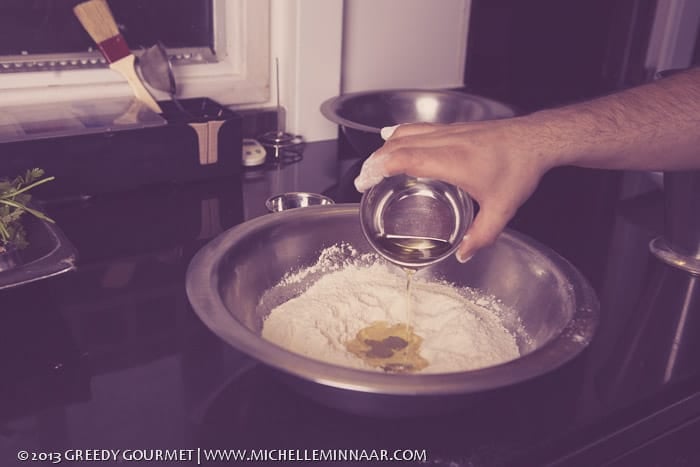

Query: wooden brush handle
left=110, top=55, right=163, bottom=114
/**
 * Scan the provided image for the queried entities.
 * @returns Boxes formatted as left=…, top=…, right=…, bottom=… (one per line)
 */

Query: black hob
left=1, top=140, right=699, bottom=466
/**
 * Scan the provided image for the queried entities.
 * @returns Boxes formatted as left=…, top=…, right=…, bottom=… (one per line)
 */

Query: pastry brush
left=73, top=0, right=162, bottom=114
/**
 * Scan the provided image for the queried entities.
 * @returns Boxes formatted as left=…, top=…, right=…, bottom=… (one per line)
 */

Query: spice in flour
left=346, top=321, right=428, bottom=373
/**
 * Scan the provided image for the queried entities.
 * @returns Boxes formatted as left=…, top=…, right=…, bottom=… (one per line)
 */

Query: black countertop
left=1, top=140, right=699, bottom=466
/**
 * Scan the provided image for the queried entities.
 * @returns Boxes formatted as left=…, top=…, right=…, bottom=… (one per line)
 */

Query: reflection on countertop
left=240, top=140, right=362, bottom=219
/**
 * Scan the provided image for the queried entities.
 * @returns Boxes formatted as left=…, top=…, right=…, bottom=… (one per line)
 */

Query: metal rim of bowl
left=186, top=204, right=599, bottom=397
left=319, top=89, right=518, bottom=134
left=265, top=192, right=335, bottom=213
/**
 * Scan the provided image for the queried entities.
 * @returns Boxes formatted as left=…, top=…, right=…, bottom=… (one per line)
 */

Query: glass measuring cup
left=359, top=175, right=474, bottom=268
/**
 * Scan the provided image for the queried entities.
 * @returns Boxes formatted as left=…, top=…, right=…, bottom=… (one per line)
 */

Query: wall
left=268, top=0, right=344, bottom=143
left=341, top=0, right=470, bottom=93
left=267, top=0, right=471, bottom=142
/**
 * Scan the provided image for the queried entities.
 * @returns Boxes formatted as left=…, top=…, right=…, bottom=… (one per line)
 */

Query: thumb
left=455, top=206, right=510, bottom=263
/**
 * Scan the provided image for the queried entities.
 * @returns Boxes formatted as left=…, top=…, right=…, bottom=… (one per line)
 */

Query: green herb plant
left=0, top=168, right=55, bottom=253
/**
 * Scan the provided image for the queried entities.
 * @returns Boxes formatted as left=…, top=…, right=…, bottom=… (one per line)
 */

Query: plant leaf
left=0, top=169, right=55, bottom=249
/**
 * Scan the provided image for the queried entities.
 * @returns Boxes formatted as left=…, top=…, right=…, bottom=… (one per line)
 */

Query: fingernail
left=354, top=152, right=388, bottom=192
left=456, top=234, right=472, bottom=263
left=380, top=124, right=400, bottom=141
left=456, top=253, right=473, bottom=264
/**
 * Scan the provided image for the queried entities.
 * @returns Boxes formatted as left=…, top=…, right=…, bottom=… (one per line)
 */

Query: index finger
left=384, top=122, right=443, bottom=140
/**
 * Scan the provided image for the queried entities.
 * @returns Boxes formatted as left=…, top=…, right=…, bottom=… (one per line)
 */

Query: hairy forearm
left=522, top=67, right=700, bottom=171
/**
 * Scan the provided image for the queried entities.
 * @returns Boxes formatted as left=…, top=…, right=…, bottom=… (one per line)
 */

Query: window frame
left=0, top=0, right=270, bottom=107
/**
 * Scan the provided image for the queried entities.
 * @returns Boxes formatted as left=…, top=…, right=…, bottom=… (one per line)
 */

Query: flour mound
left=260, top=245, right=523, bottom=374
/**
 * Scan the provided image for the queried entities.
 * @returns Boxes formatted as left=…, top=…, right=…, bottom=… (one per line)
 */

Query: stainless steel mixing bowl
left=320, top=89, right=517, bottom=157
left=186, top=205, right=598, bottom=416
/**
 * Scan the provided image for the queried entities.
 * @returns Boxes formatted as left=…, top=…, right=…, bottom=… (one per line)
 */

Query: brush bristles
left=73, top=0, right=120, bottom=44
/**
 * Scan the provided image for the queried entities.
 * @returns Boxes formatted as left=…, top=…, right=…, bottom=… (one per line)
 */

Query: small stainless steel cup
left=265, top=192, right=335, bottom=213
left=360, top=175, right=474, bottom=268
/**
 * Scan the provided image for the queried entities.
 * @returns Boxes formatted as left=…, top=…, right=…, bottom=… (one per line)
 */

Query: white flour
left=261, top=244, right=523, bottom=374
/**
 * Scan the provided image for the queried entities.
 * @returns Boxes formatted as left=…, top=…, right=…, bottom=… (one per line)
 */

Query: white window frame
left=0, top=0, right=270, bottom=107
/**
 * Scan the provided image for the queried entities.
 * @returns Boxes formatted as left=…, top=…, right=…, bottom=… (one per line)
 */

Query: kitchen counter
left=1, top=140, right=699, bottom=466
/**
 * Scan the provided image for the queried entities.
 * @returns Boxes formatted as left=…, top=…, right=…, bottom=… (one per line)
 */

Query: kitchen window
left=0, top=0, right=270, bottom=106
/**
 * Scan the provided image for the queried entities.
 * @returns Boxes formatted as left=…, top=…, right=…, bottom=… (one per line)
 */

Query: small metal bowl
left=360, top=175, right=474, bottom=268
left=265, top=192, right=335, bottom=213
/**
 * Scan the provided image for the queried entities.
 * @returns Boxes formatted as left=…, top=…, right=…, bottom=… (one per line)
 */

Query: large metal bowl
left=320, top=89, right=517, bottom=157
left=186, top=205, right=598, bottom=416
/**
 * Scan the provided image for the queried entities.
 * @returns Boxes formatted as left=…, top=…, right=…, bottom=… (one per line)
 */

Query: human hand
left=354, top=119, right=556, bottom=262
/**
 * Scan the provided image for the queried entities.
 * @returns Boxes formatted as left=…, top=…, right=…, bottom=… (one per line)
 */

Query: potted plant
left=0, top=168, right=55, bottom=271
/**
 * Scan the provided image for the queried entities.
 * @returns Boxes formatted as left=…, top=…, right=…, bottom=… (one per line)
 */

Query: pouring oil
left=346, top=234, right=453, bottom=373
left=373, top=234, right=453, bottom=263
left=403, top=267, right=416, bottom=324
left=373, top=233, right=452, bottom=322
